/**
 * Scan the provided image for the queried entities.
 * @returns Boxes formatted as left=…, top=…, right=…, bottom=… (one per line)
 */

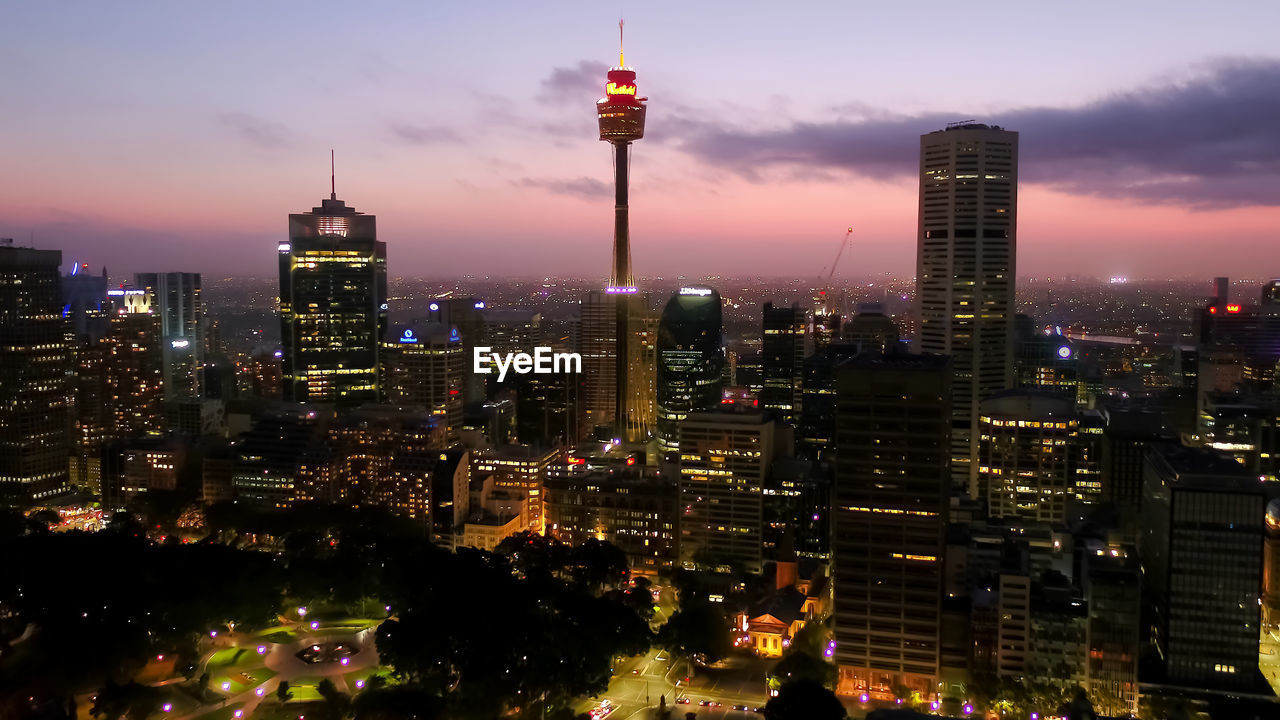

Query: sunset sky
left=2, top=2, right=1278, bottom=280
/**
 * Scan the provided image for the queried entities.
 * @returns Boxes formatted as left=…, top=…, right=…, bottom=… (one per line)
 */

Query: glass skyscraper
left=656, top=287, right=724, bottom=454
left=279, top=191, right=386, bottom=406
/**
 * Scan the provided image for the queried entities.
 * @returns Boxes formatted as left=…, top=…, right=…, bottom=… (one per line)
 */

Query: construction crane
left=816, top=226, right=854, bottom=317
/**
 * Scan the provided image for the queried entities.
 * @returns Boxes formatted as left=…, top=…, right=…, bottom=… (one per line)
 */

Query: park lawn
left=207, top=647, right=261, bottom=670
left=250, top=702, right=326, bottom=720
left=210, top=673, right=252, bottom=696
left=242, top=667, right=278, bottom=685
left=150, top=687, right=202, bottom=716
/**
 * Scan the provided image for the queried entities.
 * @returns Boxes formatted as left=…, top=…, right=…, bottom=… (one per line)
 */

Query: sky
left=2, top=1, right=1279, bottom=281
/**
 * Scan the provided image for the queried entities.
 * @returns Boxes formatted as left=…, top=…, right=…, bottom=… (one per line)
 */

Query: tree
left=89, top=680, right=161, bottom=720
left=658, top=598, right=731, bottom=666
left=769, top=650, right=836, bottom=689
left=763, top=679, right=847, bottom=720
left=277, top=680, right=293, bottom=702
left=1063, top=687, right=1097, bottom=720
left=317, top=678, right=352, bottom=720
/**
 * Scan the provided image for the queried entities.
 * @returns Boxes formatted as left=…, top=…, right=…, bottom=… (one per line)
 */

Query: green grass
left=207, top=648, right=249, bottom=668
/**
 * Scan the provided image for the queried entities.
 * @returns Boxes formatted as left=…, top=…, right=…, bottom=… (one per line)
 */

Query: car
left=699, top=700, right=721, bottom=707
left=631, top=669, right=639, bottom=675
left=754, top=708, right=765, bottom=714
left=733, top=704, right=750, bottom=711
left=675, top=697, right=690, bottom=704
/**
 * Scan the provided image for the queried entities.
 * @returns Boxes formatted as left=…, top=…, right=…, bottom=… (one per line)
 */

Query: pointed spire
left=618, top=19, right=625, bottom=67
left=330, top=149, right=336, bottom=201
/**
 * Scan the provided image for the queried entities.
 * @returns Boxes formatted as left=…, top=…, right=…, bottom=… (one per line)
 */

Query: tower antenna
left=618, top=18, right=624, bottom=67
left=330, top=149, right=336, bottom=200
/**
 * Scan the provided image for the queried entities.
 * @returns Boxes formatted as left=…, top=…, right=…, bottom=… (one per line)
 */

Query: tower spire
left=618, top=19, right=625, bottom=67
left=330, top=149, right=336, bottom=201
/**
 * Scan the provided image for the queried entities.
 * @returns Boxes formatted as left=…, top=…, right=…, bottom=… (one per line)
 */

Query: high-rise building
left=1264, top=278, right=1280, bottom=308
left=832, top=352, right=950, bottom=699
left=842, top=302, right=900, bottom=354
left=597, top=23, right=647, bottom=440
left=473, top=445, right=560, bottom=536
left=381, top=322, right=464, bottom=443
left=761, top=302, right=808, bottom=425
left=425, top=298, right=487, bottom=406
left=978, top=390, right=1078, bottom=525
left=1083, top=542, right=1141, bottom=718
left=134, top=272, right=203, bottom=400
left=231, top=408, right=331, bottom=507
left=105, top=287, right=165, bottom=439
left=797, top=343, right=862, bottom=462
left=656, top=287, right=725, bottom=455
left=1141, top=443, right=1265, bottom=690
left=546, top=464, right=679, bottom=572
left=279, top=180, right=386, bottom=406
left=579, top=290, right=617, bottom=433
left=62, top=263, right=110, bottom=494
left=0, top=245, right=73, bottom=504
left=915, top=123, right=1018, bottom=495
left=678, top=410, right=776, bottom=574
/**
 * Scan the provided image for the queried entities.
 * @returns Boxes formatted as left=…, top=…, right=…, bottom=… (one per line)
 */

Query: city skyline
left=3, top=2, right=1279, bottom=281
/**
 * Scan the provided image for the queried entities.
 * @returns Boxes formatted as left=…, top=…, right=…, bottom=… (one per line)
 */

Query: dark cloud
left=538, top=60, right=608, bottom=104
left=389, top=122, right=463, bottom=145
left=676, top=59, right=1280, bottom=208
left=513, top=176, right=610, bottom=199
left=218, top=112, right=292, bottom=149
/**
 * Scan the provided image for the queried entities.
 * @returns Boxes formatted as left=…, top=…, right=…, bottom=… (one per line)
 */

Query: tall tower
left=134, top=272, right=203, bottom=400
left=0, top=244, right=73, bottom=505
left=656, top=287, right=725, bottom=455
left=915, top=123, right=1018, bottom=495
left=597, top=21, right=648, bottom=439
left=279, top=162, right=387, bottom=407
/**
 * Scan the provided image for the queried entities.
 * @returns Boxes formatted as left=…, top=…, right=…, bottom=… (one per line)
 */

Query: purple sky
left=2, top=2, right=1278, bottom=280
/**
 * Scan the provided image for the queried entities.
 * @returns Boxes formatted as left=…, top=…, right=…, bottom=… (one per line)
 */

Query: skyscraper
left=1141, top=444, right=1264, bottom=690
left=105, top=287, right=166, bottom=439
left=279, top=173, right=386, bottom=406
left=656, top=287, right=725, bottom=454
left=832, top=352, right=950, bottom=699
left=678, top=409, right=776, bottom=574
left=134, top=272, right=203, bottom=400
left=761, top=302, right=808, bottom=425
left=381, top=322, right=464, bottom=443
left=915, top=123, right=1018, bottom=495
left=978, top=390, right=1078, bottom=525
left=597, top=22, right=647, bottom=440
left=0, top=244, right=72, bottom=504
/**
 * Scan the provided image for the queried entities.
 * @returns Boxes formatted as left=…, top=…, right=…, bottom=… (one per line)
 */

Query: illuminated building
left=1083, top=542, right=1141, bottom=718
left=514, top=364, right=583, bottom=446
left=243, top=349, right=283, bottom=399
left=462, top=470, right=535, bottom=550
left=134, top=272, right=203, bottom=400
left=545, top=465, right=679, bottom=572
left=106, top=286, right=166, bottom=439
left=101, top=438, right=187, bottom=508
left=0, top=245, right=73, bottom=504
left=1100, top=408, right=1175, bottom=541
left=1014, top=317, right=1079, bottom=396
left=915, top=123, right=1018, bottom=495
left=842, top=302, right=899, bottom=354
left=1141, top=444, right=1264, bottom=690
left=797, top=343, right=862, bottom=461
left=1197, top=393, right=1279, bottom=483
left=62, top=264, right=110, bottom=494
left=279, top=180, right=386, bottom=406
left=324, top=406, right=448, bottom=507
left=579, top=290, right=616, bottom=432
left=425, top=298, right=487, bottom=405
left=978, top=391, right=1078, bottom=525
left=380, top=322, right=464, bottom=442
left=656, top=287, right=725, bottom=455
left=764, top=457, right=830, bottom=560
left=1264, top=278, right=1280, bottom=308
left=761, top=302, right=809, bottom=425
left=231, top=408, right=331, bottom=507
left=678, top=409, right=777, bottom=575
left=596, top=23, right=648, bottom=440
left=473, top=444, right=560, bottom=535
left=832, top=352, right=950, bottom=699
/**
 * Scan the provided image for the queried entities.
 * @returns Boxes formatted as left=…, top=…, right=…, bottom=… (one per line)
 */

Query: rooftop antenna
left=330, top=149, right=336, bottom=200
left=618, top=18, right=625, bottom=67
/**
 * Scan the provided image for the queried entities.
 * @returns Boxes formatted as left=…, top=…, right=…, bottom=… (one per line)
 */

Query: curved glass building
left=656, top=287, right=725, bottom=454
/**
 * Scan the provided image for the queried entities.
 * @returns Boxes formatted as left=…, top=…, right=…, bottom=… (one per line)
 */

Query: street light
left=297, top=606, right=307, bottom=618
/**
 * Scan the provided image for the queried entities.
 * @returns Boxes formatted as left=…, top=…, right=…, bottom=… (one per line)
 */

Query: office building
left=843, top=302, right=900, bottom=354
left=1083, top=543, right=1141, bottom=718
left=678, top=410, right=777, bottom=574
left=656, top=287, right=725, bottom=455
left=978, top=390, right=1078, bottom=525
left=832, top=352, right=950, bottom=699
left=0, top=245, right=73, bottom=503
left=761, top=302, right=808, bottom=425
left=474, top=444, right=560, bottom=535
left=545, top=465, right=679, bottom=571
left=381, top=322, right=464, bottom=443
left=1142, top=444, right=1265, bottom=690
left=106, top=286, right=166, bottom=439
left=134, top=272, right=203, bottom=399
left=279, top=182, right=386, bottom=406
left=915, top=123, right=1018, bottom=494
